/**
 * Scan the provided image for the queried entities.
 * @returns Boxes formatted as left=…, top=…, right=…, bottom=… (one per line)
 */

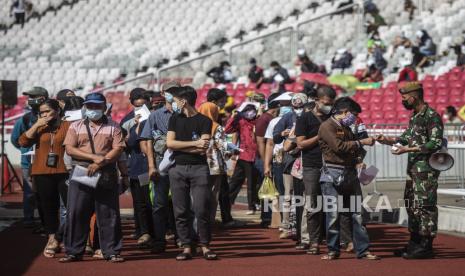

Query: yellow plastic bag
left=258, top=176, right=279, bottom=200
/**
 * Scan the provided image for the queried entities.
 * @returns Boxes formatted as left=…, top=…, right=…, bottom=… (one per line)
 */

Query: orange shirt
left=63, top=119, right=125, bottom=156
left=19, top=121, right=71, bottom=176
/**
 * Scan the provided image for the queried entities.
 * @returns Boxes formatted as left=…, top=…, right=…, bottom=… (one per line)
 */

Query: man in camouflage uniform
left=376, top=82, right=443, bottom=259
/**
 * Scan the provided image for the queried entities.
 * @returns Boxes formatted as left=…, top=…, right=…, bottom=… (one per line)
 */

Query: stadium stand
left=1, top=0, right=465, bottom=126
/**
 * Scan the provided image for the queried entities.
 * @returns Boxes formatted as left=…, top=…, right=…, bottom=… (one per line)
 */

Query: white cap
left=337, top=48, right=347, bottom=54
left=416, top=30, right=423, bottom=38
left=237, top=101, right=260, bottom=112
left=297, top=48, right=306, bottom=56
left=271, top=92, right=293, bottom=102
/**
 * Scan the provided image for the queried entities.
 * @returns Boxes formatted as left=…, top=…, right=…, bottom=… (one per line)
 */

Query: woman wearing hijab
left=198, top=101, right=228, bottom=224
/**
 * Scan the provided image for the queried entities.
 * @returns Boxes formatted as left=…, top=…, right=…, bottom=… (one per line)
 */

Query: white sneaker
left=246, top=210, right=256, bottom=215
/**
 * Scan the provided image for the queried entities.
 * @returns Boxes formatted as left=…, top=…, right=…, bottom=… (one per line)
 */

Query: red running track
left=1, top=221, right=465, bottom=276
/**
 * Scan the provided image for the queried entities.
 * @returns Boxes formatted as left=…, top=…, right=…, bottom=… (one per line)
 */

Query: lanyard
left=49, top=132, right=55, bottom=153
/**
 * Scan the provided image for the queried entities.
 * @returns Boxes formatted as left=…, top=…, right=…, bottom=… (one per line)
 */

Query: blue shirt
left=272, top=112, right=297, bottom=144
left=127, top=121, right=148, bottom=179
left=11, top=112, right=37, bottom=169
left=140, top=106, right=173, bottom=139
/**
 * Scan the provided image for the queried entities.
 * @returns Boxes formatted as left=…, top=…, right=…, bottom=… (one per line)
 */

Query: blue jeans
left=321, top=170, right=370, bottom=258
left=21, top=168, right=35, bottom=222
left=151, top=173, right=170, bottom=248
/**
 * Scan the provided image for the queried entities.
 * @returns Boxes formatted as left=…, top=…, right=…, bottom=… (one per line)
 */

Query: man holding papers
left=61, top=93, right=126, bottom=263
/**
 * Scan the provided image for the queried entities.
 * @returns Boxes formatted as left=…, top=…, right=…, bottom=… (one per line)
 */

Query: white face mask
left=85, top=109, right=104, bottom=121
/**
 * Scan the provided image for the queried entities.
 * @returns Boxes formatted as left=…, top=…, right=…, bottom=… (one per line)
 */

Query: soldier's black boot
left=402, top=236, right=435, bottom=259
left=394, top=232, right=420, bottom=257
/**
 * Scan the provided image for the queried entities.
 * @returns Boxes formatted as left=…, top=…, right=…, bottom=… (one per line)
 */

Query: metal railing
left=92, top=72, right=156, bottom=94
left=157, top=2, right=362, bottom=84
left=156, top=49, right=227, bottom=90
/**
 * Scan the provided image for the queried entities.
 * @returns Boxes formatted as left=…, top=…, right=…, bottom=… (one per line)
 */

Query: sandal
left=345, top=242, right=354, bottom=253
left=108, top=255, right=125, bottom=263
left=203, top=250, right=218, bottom=260
left=59, top=255, right=82, bottom=263
left=176, top=252, right=193, bottom=261
left=321, top=251, right=340, bottom=260
left=358, top=252, right=380, bottom=260
left=306, top=244, right=320, bottom=255
left=43, top=236, right=59, bottom=258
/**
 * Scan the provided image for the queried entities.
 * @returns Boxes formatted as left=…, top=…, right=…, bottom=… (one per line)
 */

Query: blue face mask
left=280, top=106, right=292, bottom=116
left=165, top=93, right=174, bottom=103
left=85, top=109, right=104, bottom=121
left=341, top=112, right=357, bottom=127
left=172, top=101, right=182, bottom=114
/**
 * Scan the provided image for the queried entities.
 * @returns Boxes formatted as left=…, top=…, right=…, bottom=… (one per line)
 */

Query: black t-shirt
left=248, top=65, right=264, bottom=83
left=168, top=113, right=212, bottom=165
left=295, top=111, right=329, bottom=168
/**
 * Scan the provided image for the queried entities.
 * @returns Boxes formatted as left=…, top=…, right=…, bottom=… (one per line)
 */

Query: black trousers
left=33, top=174, right=68, bottom=240
left=229, top=159, right=258, bottom=211
left=169, top=164, right=212, bottom=247
left=293, top=177, right=305, bottom=242
left=219, top=174, right=233, bottom=223
left=303, top=167, right=324, bottom=245
left=130, top=178, right=153, bottom=237
left=65, top=179, right=122, bottom=258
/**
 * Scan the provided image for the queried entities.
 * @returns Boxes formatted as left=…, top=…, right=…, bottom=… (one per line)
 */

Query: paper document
left=64, top=109, right=83, bottom=121
left=70, top=165, right=101, bottom=188
left=135, top=105, right=151, bottom=123
left=358, top=165, right=379, bottom=186
left=138, top=172, right=150, bottom=186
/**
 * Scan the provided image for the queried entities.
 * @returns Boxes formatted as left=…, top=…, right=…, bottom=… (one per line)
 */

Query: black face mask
left=28, top=98, right=45, bottom=111
left=402, top=99, right=415, bottom=110
left=48, top=117, right=58, bottom=126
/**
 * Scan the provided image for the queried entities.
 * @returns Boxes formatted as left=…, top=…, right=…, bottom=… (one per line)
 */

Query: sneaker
left=93, top=249, right=104, bottom=259
left=246, top=210, right=256, bottom=215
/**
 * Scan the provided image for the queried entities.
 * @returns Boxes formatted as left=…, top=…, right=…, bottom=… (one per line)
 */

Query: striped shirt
left=140, top=106, right=173, bottom=139
left=63, top=118, right=125, bottom=156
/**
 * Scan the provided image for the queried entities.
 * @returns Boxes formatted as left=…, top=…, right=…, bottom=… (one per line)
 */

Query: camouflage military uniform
left=397, top=104, right=443, bottom=237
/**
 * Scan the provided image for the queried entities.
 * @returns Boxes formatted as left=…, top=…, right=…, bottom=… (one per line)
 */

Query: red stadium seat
left=382, top=105, right=395, bottom=111
left=450, top=88, right=462, bottom=97
left=370, top=96, right=382, bottom=104
left=384, top=112, right=396, bottom=120
left=437, top=88, right=448, bottom=96
left=247, top=83, right=257, bottom=91
left=371, top=112, right=383, bottom=120
left=435, top=80, right=448, bottom=89
left=236, top=83, right=246, bottom=90
left=202, top=83, right=213, bottom=90
left=424, top=95, right=435, bottom=103
left=359, top=112, right=371, bottom=120
left=449, top=81, right=463, bottom=89
left=435, top=96, right=448, bottom=104
left=284, top=83, right=295, bottom=92
left=450, top=97, right=463, bottom=106
left=383, top=96, right=396, bottom=104
left=294, top=83, right=304, bottom=92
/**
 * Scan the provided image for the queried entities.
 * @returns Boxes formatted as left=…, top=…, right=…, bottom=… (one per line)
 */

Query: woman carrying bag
left=19, top=99, right=71, bottom=258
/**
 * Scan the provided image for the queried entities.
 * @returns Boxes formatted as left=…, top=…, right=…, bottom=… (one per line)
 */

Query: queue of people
left=12, top=80, right=445, bottom=262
